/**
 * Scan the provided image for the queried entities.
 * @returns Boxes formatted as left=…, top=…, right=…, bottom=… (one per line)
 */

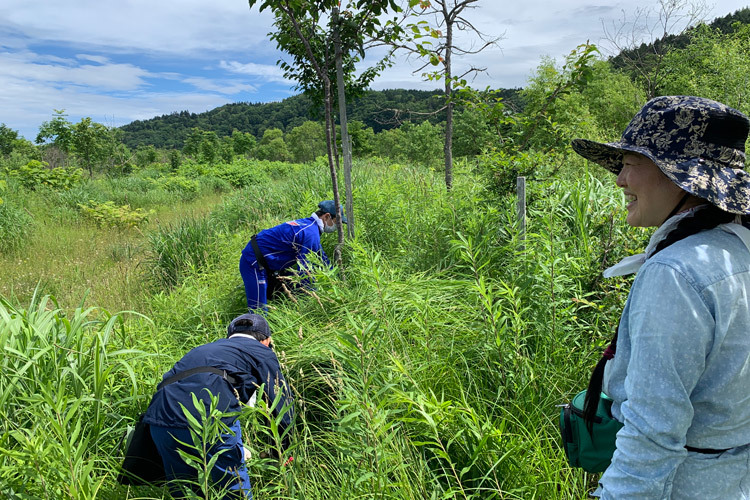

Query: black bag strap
left=250, top=234, right=269, bottom=271
left=157, top=366, right=236, bottom=391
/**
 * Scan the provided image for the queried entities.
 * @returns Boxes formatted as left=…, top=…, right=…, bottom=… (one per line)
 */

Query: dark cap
left=227, top=313, right=271, bottom=339
left=318, top=200, right=348, bottom=223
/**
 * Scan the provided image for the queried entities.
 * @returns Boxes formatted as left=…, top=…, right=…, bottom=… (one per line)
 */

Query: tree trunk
left=443, top=18, right=453, bottom=191
left=322, top=77, right=344, bottom=267
left=333, top=8, right=355, bottom=239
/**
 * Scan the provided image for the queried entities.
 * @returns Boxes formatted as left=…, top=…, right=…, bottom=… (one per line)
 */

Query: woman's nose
left=616, top=167, right=627, bottom=187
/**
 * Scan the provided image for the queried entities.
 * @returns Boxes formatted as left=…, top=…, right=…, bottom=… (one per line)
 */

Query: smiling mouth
left=624, top=193, right=637, bottom=208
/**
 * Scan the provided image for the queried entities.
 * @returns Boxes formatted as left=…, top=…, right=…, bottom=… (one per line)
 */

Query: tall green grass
left=0, top=157, right=636, bottom=498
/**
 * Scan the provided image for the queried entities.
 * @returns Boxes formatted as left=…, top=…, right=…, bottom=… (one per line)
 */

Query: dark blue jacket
left=241, top=216, right=330, bottom=271
left=143, top=336, right=293, bottom=436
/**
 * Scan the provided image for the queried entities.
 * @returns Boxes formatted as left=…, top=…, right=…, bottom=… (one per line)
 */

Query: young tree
left=603, top=0, right=709, bottom=99
left=395, top=0, right=501, bottom=190
left=0, top=124, right=19, bottom=156
left=287, top=121, right=326, bottom=163
left=71, top=117, right=111, bottom=176
left=248, top=0, right=404, bottom=250
left=36, top=110, right=74, bottom=167
left=231, top=129, right=257, bottom=157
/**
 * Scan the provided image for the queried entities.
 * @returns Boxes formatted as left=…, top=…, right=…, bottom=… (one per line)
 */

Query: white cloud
left=219, top=60, right=289, bottom=83
left=0, top=0, right=278, bottom=57
left=76, top=54, right=110, bottom=64
left=0, top=51, right=150, bottom=91
left=183, top=76, right=257, bottom=94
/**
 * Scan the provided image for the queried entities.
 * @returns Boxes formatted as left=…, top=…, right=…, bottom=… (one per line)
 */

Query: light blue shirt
left=599, top=224, right=750, bottom=499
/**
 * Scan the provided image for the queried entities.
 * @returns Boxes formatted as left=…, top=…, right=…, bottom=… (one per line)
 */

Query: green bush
left=146, top=217, right=218, bottom=289
left=78, top=200, right=153, bottom=228
left=0, top=199, right=33, bottom=254
left=210, top=160, right=270, bottom=188
left=151, top=175, right=200, bottom=201
left=10, top=160, right=83, bottom=191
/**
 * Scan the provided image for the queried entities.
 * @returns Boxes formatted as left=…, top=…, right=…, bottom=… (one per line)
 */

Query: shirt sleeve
left=294, top=224, right=330, bottom=273
left=599, top=261, right=714, bottom=499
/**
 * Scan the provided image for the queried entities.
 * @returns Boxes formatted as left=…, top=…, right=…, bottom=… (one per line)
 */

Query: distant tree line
left=119, top=88, right=523, bottom=150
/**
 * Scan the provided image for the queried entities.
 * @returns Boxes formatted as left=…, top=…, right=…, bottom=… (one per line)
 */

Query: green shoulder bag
left=559, top=389, right=623, bottom=473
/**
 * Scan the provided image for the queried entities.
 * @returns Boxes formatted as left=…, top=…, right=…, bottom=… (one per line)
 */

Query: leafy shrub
left=210, top=161, right=269, bottom=188
left=0, top=199, right=33, bottom=253
left=199, top=175, right=232, bottom=194
left=78, top=200, right=153, bottom=228
left=474, top=147, right=560, bottom=196
left=151, top=175, right=200, bottom=201
left=147, top=217, right=218, bottom=289
left=260, top=159, right=301, bottom=179
left=55, top=182, right=108, bottom=210
left=10, top=160, right=83, bottom=191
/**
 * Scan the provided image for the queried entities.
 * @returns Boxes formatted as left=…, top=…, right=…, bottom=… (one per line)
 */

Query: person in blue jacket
left=240, top=200, right=346, bottom=311
left=143, top=313, right=293, bottom=499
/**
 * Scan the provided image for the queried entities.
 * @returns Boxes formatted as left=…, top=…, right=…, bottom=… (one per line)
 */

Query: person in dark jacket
left=143, top=313, right=293, bottom=499
left=239, top=200, right=346, bottom=311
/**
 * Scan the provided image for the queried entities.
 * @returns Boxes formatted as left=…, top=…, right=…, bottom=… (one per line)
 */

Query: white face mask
left=323, top=221, right=336, bottom=233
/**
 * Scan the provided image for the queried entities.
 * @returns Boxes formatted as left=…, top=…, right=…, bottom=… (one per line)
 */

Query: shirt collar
left=603, top=207, right=701, bottom=278
left=228, top=333, right=259, bottom=342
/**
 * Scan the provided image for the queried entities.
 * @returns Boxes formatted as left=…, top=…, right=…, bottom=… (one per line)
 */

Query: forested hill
left=609, top=7, right=750, bottom=75
left=119, top=88, right=522, bottom=149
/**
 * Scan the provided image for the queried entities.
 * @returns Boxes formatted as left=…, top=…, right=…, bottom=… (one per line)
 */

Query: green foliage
left=146, top=216, right=219, bottom=289
left=10, top=160, right=83, bottom=191
left=232, top=129, right=257, bottom=156
left=453, top=109, right=496, bottom=157
left=660, top=23, right=750, bottom=115
left=36, top=109, right=74, bottom=152
left=474, top=148, right=561, bottom=196
left=71, top=117, right=112, bottom=175
left=0, top=124, right=20, bottom=156
left=151, top=175, right=201, bottom=200
left=135, top=144, right=159, bottom=168
left=0, top=198, right=33, bottom=254
left=347, top=119, right=375, bottom=156
left=0, top=294, right=144, bottom=498
left=516, top=43, right=600, bottom=151
left=371, top=121, right=443, bottom=165
left=172, top=393, right=239, bottom=499
left=169, top=148, right=182, bottom=171
left=78, top=200, right=153, bottom=228
left=256, top=128, right=290, bottom=162
left=287, top=121, right=326, bottom=163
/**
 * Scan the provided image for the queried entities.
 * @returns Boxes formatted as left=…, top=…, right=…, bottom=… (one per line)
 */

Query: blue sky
left=1, top=0, right=747, bottom=141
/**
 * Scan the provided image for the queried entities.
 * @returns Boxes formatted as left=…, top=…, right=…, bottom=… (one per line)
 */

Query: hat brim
left=571, top=138, right=750, bottom=215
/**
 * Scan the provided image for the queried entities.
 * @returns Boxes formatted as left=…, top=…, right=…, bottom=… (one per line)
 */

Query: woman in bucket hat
left=572, top=96, right=750, bottom=499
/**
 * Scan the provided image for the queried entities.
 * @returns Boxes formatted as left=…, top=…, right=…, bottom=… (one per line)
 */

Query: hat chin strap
left=662, top=192, right=691, bottom=225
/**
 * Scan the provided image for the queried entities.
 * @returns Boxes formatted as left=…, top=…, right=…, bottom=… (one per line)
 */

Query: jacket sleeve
left=599, top=262, right=713, bottom=499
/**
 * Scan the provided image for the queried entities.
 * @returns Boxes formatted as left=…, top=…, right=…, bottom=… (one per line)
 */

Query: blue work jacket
left=241, top=216, right=330, bottom=272
left=143, top=335, right=293, bottom=435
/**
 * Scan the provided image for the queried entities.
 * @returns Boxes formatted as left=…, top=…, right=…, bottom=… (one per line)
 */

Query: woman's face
left=616, top=153, right=687, bottom=227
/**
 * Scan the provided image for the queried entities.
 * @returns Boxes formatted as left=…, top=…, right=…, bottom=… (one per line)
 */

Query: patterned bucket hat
left=571, top=95, right=750, bottom=214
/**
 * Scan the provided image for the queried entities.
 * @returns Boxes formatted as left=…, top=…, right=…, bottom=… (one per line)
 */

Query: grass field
left=0, top=157, right=644, bottom=499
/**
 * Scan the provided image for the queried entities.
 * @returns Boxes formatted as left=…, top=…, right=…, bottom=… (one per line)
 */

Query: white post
left=517, top=176, right=526, bottom=251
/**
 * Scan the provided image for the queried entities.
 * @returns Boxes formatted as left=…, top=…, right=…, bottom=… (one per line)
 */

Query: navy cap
left=318, top=200, right=348, bottom=223
left=227, top=313, right=271, bottom=339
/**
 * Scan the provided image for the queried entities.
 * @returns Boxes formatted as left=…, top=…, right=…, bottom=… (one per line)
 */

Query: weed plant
left=0, top=198, right=33, bottom=254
